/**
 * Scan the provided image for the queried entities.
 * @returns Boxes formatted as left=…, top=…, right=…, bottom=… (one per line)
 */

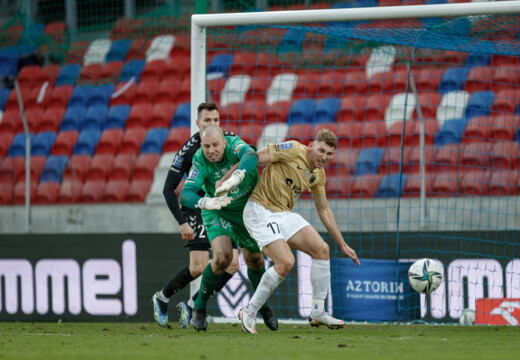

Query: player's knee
left=189, top=264, right=205, bottom=278
left=243, top=253, right=264, bottom=271
left=213, top=252, right=232, bottom=271
left=314, top=241, right=330, bottom=260
left=276, top=256, right=295, bottom=277
left=226, top=258, right=240, bottom=274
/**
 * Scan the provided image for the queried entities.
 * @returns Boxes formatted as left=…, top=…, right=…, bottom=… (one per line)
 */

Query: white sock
left=157, top=291, right=169, bottom=303
left=310, top=259, right=330, bottom=315
left=187, top=298, right=195, bottom=309
left=247, top=267, right=285, bottom=314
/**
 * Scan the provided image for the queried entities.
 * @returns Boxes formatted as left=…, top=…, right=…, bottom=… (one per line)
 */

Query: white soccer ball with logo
left=408, top=258, right=443, bottom=293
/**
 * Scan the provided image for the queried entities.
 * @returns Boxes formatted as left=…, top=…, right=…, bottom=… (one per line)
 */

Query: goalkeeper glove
left=196, top=196, right=232, bottom=210
left=215, top=169, right=246, bottom=196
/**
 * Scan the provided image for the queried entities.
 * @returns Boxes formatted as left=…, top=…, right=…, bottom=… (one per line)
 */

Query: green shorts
left=201, top=208, right=260, bottom=253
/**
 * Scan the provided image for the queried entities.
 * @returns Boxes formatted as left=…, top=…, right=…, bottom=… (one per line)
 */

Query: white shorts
left=243, top=200, right=310, bottom=251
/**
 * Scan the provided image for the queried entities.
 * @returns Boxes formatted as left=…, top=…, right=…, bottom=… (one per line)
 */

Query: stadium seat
left=365, top=45, right=396, bottom=79
left=384, top=93, right=417, bottom=128
left=132, top=80, right=159, bottom=106
left=17, top=65, right=41, bottom=88
left=31, top=131, right=56, bottom=156
left=436, top=90, right=470, bottom=126
left=55, top=64, right=81, bottom=86
left=24, top=107, right=44, bottom=133
left=176, top=78, right=191, bottom=103
left=326, top=148, right=359, bottom=178
left=0, top=87, right=10, bottom=110
left=50, top=130, right=79, bottom=156
left=464, top=66, right=493, bottom=93
left=465, top=53, right=491, bottom=67
left=365, top=93, right=392, bottom=122
left=207, top=53, right=233, bottom=79
left=109, top=153, right=136, bottom=182
left=82, top=104, right=108, bottom=131
left=402, top=173, right=433, bottom=197
left=48, top=85, right=74, bottom=109
left=489, top=141, right=520, bottom=170
left=491, top=65, right=520, bottom=93
left=0, top=182, right=14, bottom=205
left=292, top=72, right=319, bottom=100
left=353, top=147, right=385, bottom=175
left=0, top=132, right=14, bottom=158
left=4, top=86, right=31, bottom=112
left=149, top=103, right=176, bottom=129
left=459, top=170, right=490, bottom=196
left=120, top=128, right=147, bottom=154
left=0, top=156, right=24, bottom=184
left=83, top=38, right=112, bottom=65
left=140, top=59, right=167, bottom=82
left=287, top=99, right=316, bottom=124
left=162, top=127, right=191, bottom=153
left=86, top=154, right=115, bottom=182
left=37, top=64, right=61, bottom=86
left=100, top=61, right=124, bottom=84
left=96, top=128, right=124, bottom=155
left=491, top=89, right=520, bottom=113
left=464, top=91, right=494, bottom=119
left=140, top=127, right=169, bottom=154
left=387, top=119, right=416, bottom=147
left=379, top=146, right=412, bottom=175
left=432, top=144, right=461, bottom=173
left=278, top=29, right=305, bottom=53
left=110, top=81, right=137, bottom=106
left=266, top=73, right=298, bottom=105
left=357, top=121, right=387, bottom=147
left=38, top=106, right=66, bottom=133
left=133, top=153, right=160, bottom=182
left=415, top=67, right=444, bottom=92
left=146, top=35, right=175, bottom=62
left=315, top=97, right=340, bottom=124
left=239, top=122, right=264, bottom=147
left=68, top=85, right=93, bottom=107
left=490, top=170, right=519, bottom=196
left=60, top=104, right=87, bottom=131
left=128, top=179, right=152, bottom=202
left=62, top=155, right=91, bottom=183
left=155, top=78, right=181, bottom=106
left=376, top=173, right=407, bottom=197
left=220, top=75, right=252, bottom=106
left=105, top=39, right=131, bottom=63
left=13, top=181, right=37, bottom=205
left=431, top=171, right=459, bottom=196
left=438, top=67, right=470, bottom=93
left=34, top=181, right=61, bottom=204
left=14, top=155, right=46, bottom=183
left=40, top=155, right=69, bottom=183
left=119, top=60, right=145, bottom=83
left=126, top=103, right=152, bottom=129
left=77, top=63, right=103, bottom=85
left=58, top=180, right=83, bottom=203
left=461, top=115, right=492, bottom=143
left=317, top=70, right=348, bottom=97
left=368, top=67, right=418, bottom=94
left=8, top=133, right=35, bottom=157
left=89, top=84, right=115, bottom=107
left=343, top=69, right=369, bottom=95
left=286, top=123, right=314, bottom=145
left=460, top=141, right=491, bottom=169
left=339, top=95, right=367, bottom=122
left=170, top=103, right=190, bottom=128
left=73, top=129, right=101, bottom=156
left=165, top=53, right=190, bottom=79
left=0, top=53, right=19, bottom=78
left=103, top=105, right=130, bottom=130
left=103, top=180, right=130, bottom=202
left=349, top=174, right=383, bottom=198
left=80, top=180, right=106, bottom=203
left=415, top=92, right=442, bottom=120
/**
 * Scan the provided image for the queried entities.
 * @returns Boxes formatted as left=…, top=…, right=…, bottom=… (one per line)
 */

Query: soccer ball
left=408, top=258, right=443, bottom=293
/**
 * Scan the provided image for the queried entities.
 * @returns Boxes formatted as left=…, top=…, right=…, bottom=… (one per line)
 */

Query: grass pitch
left=1, top=322, right=519, bottom=360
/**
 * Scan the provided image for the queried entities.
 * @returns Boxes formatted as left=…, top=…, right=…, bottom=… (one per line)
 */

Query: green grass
left=1, top=322, right=519, bottom=360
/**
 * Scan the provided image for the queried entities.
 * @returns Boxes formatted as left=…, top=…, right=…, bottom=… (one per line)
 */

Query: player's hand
left=215, top=169, right=245, bottom=196
left=196, top=196, right=232, bottom=210
left=179, top=222, right=194, bottom=241
left=341, top=243, right=360, bottom=266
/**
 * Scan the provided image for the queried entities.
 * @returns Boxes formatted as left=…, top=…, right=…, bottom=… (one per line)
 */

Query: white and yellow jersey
left=249, top=140, right=326, bottom=212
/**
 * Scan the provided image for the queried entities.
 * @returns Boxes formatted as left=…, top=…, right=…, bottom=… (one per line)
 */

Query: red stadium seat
left=14, top=181, right=37, bottom=204
left=109, top=153, right=136, bottom=182
left=491, top=65, right=520, bottom=93
left=415, top=92, right=442, bottom=119
left=155, top=78, right=181, bottom=106
left=149, top=103, right=176, bottom=128
left=80, top=180, right=106, bottom=203
left=16, top=156, right=47, bottom=183
left=245, top=77, right=269, bottom=103
left=490, top=170, right=519, bottom=196
left=132, top=80, right=159, bottom=106
left=110, top=81, right=137, bottom=106
left=240, top=122, right=265, bottom=147
left=177, top=78, right=191, bottom=103
left=364, top=93, right=392, bottom=122
left=25, top=108, right=44, bottom=133
left=38, top=107, right=66, bottom=133
left=86, top=154, right=115, bottom=182
left=431, top=171, right=459, bottom=197
left=140, top=59, right=167, bottom=82
left=265, top=101, right=291, bottom=124
left=96, top=128, right=124, bottom=155
left=162, top=127, right=191, bottom=153
left=128, top=179, right=152, bottom=202
left=379, top=147, right=412, bottom=175
left=103, top=180, right=130, bottom=202
left=349, top=174, right=382, bottom=198
left=78, top=63, right=103, bottom=85
left=459, top=170, right=490, bottom=196
left=339, top=95, right=367, bottom=122
left=357, top=121, right=387, bottom=148
left=460, top=142, right=492, bottom=169
left=126, top=103, right=153, bottom=129
left=62, top=155, right=91, bottom=183
left=48, top=85, right=74, bottom=110
left=164, top=54, right=190, bottom=78
left=126, top=38, right=151, bottom=60
left=58, top=180, right=83, bottom=203
left=464, top=66, right=493, bottom=93
left=133, top=153, right=160, bottom=182
left=461, top=116, right=492, bottom=143
left=317, top=70, right=348, bottom=97
left=343, top=69, right=369, bottom=95
left=0, top=133, right=14, bottom=158
left=409, top=146, right=435, bottom=174
left=491, top=89, right=520, bottom=114
left=38, top=64, right=61, bottom=86
left=432, top=144, right=461, bottom=173
left=101, top=61, right=124, bottom=84
left=4, top=86, right=31, bottom=112
left=489, top=141, right=520, bottom=170
left=65, top=41, right=89, bottom=64
left=292, top=71, right=319, bottom=100
left=0, top=182, right=14, bottom=205
left=0, top=156, right=24, bottom=184
left=492, top=114, right=520, bottom=142
left=17, top=65, right=41, bottom=88
left=415, top=67, right=444, bottom=92
left=285, top=123, right=314, bottom=145
left=326, top=148, right=359, bottom=178
left=120, top=128, right=147, bottom=154
left=402, top=173, right=433, bottom=197
left=34, top=181, right=61, bottom=204
left=51, top=130, right=79, bottom=156
left=0, top=109, right=22, bottom=134
left=367, top=67, right=419, bottom=94
left=387, top=120, right=416, bottom=147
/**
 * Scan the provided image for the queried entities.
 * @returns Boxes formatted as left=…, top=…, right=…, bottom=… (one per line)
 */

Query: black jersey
left=163, top=131, right=235, bottom=225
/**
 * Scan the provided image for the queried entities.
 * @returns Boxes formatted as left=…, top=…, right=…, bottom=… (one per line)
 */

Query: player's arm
left=180, top=167, right=231, bottom=210
left=215, top=146, right=259, bottom=196
left=313, top=194, right=360, bottom=266
left=256, top=146, right=271, bottom=165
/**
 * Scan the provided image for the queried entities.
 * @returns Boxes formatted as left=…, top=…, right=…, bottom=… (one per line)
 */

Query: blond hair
left=315, top=128, right=337, bottom=148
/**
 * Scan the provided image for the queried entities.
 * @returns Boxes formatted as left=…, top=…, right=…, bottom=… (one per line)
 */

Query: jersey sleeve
left=310, top=170, right=327, bottom=197
left=162, top=152, right=192, bottom=225
left=268, top=140, right=300, bottom=163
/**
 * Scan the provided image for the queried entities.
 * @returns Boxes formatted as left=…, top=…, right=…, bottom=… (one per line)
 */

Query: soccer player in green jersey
left=179, top=126, right=277, bottom=331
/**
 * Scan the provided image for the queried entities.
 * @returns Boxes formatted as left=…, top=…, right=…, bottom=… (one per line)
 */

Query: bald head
left=201, top=125, right=224, bottom=141
left=200, top=126, right=227, bottom=163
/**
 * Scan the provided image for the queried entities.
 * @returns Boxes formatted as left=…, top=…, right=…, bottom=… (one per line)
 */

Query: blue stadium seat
left=315, top=98, right=340, bottom=124
left=55, top=63, right=81, bottom=86
left=82, top=104, right=108, bottom=131
left=0, top=53, right=18, bottom=77
left=31, top=131, right=57, bottom=156
left=19, top=23, right=44, bottom=47
left=0, top=88, right=10, bottom=110
left=40, top=155, right=69, bottom=183
left=278, top=30, right=305, bottom=53
left=68, top=85, right=94, bottom=107
left=465, top=53, right=491, bottom=67
left=331, top=2, right=352, bottom=8
left=140, top=127, right=169, bottom=154
left=105, top=39, right=131, bottom=63
left=119, top=60, right=145, bottom=83
left=171, top=103, right=191, bottom=128
left=464, top=91, right=494, bottom=119
left=105, top=105, right=131, bottom=129
left=376, top=173, right=408, bottom=198
left=438, top=67, right=470, bottom=94
left=355, top=0, right=377, bottom=7
left=287, top=99, right=316, bottom=124
left=207, top=54, right=233, bottom=78
left=354, top=147, right=385, bottom=175
left=435, top=118, right=468, bottom=145
left=73, top=129, right=101, bottom=156
left=60, top=104, right=87, bottom=131
left=89, top=84, right=114, bottom=107
left=8, top=133, right=35, bottom=157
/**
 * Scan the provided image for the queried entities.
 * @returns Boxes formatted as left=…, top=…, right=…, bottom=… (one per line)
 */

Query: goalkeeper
left=179, top=125, right=277, bottom=332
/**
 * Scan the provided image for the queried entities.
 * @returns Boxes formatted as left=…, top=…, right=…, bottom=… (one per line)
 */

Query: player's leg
left=287, top=226, right=345, bottom=329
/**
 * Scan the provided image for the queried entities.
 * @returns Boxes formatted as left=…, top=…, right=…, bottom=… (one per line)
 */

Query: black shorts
left=182, top=207, right=238, bottom=251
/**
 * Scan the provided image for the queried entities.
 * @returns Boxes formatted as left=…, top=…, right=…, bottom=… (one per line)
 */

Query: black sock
left=191, top=271, right=234, bottom=303
left=162, top=265, right=195, bottom=298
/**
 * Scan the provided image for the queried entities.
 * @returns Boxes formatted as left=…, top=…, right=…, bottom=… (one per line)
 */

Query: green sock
left=194, top=264, right=222, bottom=310
left=247, top=266, right=269, bottom=309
